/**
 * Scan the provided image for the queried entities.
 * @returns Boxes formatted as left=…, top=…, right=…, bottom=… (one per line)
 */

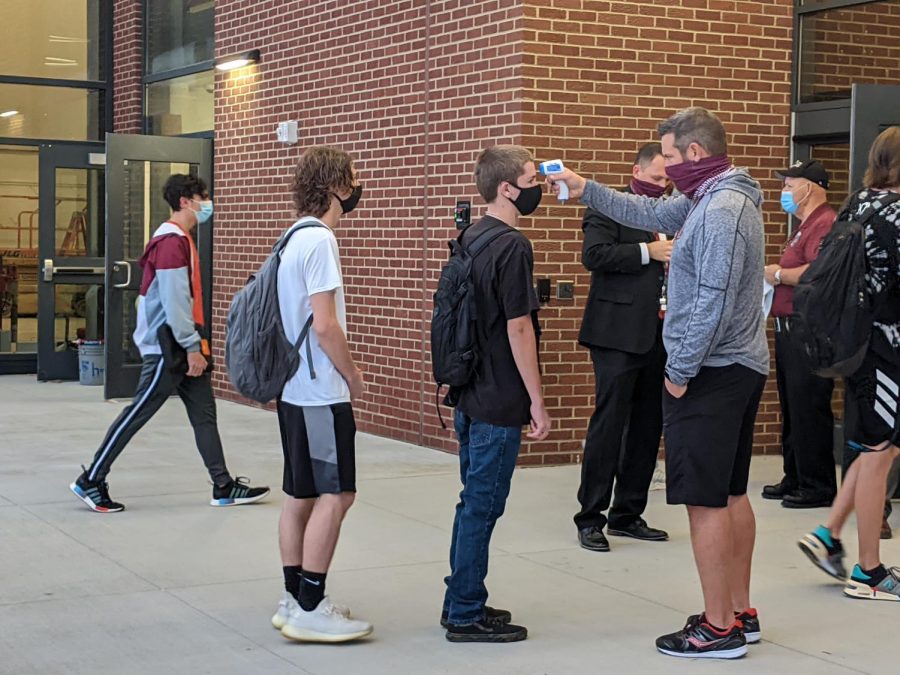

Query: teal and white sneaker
left=210, top=476, right=269, bottom=507
left=844, top=565, right=900, bottom=601
left=798, top=526, right=847, bottom=580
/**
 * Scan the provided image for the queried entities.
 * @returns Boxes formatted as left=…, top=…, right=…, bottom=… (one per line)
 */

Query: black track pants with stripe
left=85, top=355, right=230, bottom=486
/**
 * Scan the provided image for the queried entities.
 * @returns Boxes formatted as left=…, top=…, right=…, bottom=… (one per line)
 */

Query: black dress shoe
left=881, top=517, right=892, bottom=540
left=578, top=526, right=610, bottom=552
left=608, top=518, right=669, bottom=541
left=762, top=478, right=796, bottom=500
left=781, top=490, right=834, bottom=509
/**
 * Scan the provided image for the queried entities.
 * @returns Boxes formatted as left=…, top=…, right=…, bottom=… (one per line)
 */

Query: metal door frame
left=103, top=133, right=212, bottom=399
left=36, top=142, right=105, bottom=380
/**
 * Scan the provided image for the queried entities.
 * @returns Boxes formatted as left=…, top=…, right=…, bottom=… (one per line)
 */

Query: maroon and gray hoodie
left=132, top=222, right=202, bottom=357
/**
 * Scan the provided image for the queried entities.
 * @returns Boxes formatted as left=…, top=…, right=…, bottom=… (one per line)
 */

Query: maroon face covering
left=629, top=178, right=667, bottom=199
left=665, top=155, right=731, bottom=199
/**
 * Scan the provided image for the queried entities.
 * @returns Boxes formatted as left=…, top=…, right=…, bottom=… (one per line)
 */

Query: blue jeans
left=443, top=410, right=521, bottom=625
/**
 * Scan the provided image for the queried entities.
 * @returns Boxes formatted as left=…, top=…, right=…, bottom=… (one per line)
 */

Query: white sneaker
left=281, top=597, right=372, bottom=643
left=272, top=592, right=350, bottom=630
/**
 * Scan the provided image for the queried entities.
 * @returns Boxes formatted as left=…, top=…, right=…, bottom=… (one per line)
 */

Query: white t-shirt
left=277, top=218, right=350, bottom=406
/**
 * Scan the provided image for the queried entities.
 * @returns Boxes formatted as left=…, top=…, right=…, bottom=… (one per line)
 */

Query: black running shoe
left=210, top=476, right=269, bottom=507
left=445, top=620, right=527, bottom=643
left=736, top=609, right=760, bottom=644
left=70, top=469, right=125, bottom=513
left=685, top=609, right=761, bottom=645
left=656, top=614, right=747, bottom=659
left=441, top=606, right=511, bottom=629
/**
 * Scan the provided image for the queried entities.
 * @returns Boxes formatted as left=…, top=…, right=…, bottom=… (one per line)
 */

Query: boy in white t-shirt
left=270, top=147, right=373, bottom=643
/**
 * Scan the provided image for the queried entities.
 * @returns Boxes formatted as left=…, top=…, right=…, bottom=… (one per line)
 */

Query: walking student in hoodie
left=70, top=174, right=269, bottom=513
left=547, top=108, right=769, bottom=660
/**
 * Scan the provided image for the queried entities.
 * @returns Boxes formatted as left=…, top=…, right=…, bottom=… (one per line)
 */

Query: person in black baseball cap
left=775, top=159, right=830, bottom=190
left=763, top=158, right=837, bottom=509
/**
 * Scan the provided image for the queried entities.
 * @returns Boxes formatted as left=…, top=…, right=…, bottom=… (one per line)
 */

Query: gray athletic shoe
left=798, top=530, right=847, bottom=580
left=844, top=565, right=900, bottom=602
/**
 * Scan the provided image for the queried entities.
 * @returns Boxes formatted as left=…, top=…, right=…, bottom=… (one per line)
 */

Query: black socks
left=283, top=566, right=302, bottom=599
left=298, top=570, right=327, bottom=611
left=861, top=564, right=888, bottom=586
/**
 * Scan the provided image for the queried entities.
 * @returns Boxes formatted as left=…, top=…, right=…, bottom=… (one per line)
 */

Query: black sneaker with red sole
left=656, top=614, right=747, bottom=659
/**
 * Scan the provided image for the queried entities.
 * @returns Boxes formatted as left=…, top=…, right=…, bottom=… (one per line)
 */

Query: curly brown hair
left=291, top=146, right=355, bottom=217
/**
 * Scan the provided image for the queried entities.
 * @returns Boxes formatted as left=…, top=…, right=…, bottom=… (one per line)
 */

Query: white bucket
left=78, top=340, right=105, bottom=386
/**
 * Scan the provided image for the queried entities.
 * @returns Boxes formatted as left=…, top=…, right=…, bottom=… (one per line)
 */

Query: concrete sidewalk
left=0, top=375, right=896, bottom=674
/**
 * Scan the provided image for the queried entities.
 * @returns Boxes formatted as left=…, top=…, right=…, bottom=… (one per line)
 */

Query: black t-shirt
left=456, top=216, right=541, bottom=427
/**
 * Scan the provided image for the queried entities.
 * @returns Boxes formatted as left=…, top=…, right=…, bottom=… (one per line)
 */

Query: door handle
left=112, top=261, right=132, bottom=288
left=42, top=259, right=105, bottom=281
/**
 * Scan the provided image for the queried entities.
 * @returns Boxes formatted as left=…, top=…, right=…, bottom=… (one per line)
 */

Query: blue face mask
left=780, top=190, right=799, bottom=215
left=192, top=199, right=213, bottom=224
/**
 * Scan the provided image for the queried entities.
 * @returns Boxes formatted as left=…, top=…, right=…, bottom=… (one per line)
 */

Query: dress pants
left=774, top=325, right=837, bottom=498
left=574, top=332, right=665, bottom=531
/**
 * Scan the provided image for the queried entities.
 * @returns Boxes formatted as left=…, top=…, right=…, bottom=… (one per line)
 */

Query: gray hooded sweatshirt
left=581, top=169, right=769, bottom=386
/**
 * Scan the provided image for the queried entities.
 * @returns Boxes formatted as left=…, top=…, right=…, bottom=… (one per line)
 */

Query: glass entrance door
left=36, top=143, right=105, bottom=380
left=103, top=133, right=212, bottom=399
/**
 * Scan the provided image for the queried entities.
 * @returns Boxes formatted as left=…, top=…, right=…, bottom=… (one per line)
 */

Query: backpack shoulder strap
left=855, top=192, right=900, bottom=226
left=462, top=224, right=515, bottom=259
left=274, top=217, right=328, bottom=255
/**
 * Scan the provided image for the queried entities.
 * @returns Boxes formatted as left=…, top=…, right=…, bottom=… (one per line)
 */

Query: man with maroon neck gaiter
left=575, top=142, right=671, bottom=554
left=548, top=107, right=769, bottom=661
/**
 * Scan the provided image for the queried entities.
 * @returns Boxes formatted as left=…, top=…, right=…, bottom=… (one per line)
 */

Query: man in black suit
left=575, top=143, right=672, bottom=552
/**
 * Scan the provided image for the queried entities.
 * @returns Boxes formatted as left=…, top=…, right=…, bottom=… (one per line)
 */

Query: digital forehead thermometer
left=539, top=160, right=569, bottom=201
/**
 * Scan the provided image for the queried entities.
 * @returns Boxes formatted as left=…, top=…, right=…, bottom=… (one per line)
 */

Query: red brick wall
left=799, top=0, right=900, bottom=104
left=109, top=0, right=812, bottom=462
left=212, top=1, right=522, bottom=454
left=112, top=0, right=142, bottom=134
left=517, top=0, right=795, bottom=461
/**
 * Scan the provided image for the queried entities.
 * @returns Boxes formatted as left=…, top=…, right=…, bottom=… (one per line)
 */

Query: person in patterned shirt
left=799, top=126, right=900, bottom=602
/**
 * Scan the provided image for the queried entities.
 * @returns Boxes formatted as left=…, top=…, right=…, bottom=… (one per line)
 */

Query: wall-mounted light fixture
left=215, top=49, right=260, bottom=72
left=0, top=110, right=19, bottom=118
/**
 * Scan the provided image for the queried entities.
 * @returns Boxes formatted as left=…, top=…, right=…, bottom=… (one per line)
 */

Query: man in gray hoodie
left=548, top=107, right=768, bottom=660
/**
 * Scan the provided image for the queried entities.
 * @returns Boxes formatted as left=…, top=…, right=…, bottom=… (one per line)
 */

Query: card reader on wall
left=537, top=278, right=551, bottom=304
left=454, top=200, right=471, bottom=229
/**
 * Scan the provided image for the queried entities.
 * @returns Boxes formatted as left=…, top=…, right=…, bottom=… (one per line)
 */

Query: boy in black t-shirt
left=442, top=146, right=551, bottom=643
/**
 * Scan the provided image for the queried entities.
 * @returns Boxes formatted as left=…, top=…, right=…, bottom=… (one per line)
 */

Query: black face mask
left=337, top=185, right=363, bottom=214
left=510, top=184, right=543, bottom=216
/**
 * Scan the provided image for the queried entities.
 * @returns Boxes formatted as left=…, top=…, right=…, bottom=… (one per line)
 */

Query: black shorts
left=845, top=333, right=900, bottom=451
left=276, top=400, right=357, bottom=499
left=663, top=364, right=766, bottom=507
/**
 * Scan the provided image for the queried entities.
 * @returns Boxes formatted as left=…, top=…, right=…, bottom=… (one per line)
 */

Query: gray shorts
left=276, top=400, right=356, bottom=498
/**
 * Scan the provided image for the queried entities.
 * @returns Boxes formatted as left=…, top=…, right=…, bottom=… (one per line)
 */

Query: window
left=144, top=0, right=214, bottom=136
left=0, top=145, right=38, bottom=354
left=0, top=0, right=109, bottom=142
left=0, top=84, right=104, bottom=141
left=0, top=0, right=106, bottom=81
left=145, top=70, right=213, bottom=136
left=146, top=0, right=214, bottom=74
left=796, top=0, right=900, bottom=104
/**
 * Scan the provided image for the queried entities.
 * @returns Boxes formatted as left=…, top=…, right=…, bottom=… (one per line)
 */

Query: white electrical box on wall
left=276, top=120, right=299, bottom=144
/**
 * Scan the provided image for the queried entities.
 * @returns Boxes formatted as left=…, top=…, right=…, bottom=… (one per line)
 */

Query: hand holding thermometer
left=539, top=160, right=569, bottom=201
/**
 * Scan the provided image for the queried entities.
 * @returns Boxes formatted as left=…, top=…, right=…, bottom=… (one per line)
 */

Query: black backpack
left=225, top=219, right=325, bottom=403
left=792, top=193, right=900, bottom=378
left=431, top=224, right=513, bottom=419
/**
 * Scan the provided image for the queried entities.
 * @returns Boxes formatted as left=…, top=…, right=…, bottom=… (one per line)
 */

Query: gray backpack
left=225, top=218, right=324, bottom=403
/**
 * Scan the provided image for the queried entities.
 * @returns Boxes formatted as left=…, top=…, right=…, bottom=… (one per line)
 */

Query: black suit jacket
left=578, top=187, right=665, bottom=354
